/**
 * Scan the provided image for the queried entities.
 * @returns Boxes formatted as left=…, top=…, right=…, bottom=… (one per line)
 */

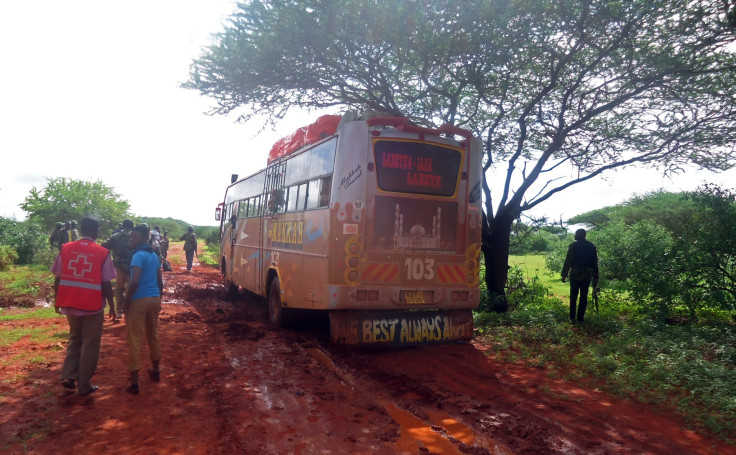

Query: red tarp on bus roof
left=267, top=115, right=342, bottom=163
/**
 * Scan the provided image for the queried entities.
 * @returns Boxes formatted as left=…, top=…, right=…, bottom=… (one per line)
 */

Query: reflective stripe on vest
left=56, top=240, right=110, bottom=312
left=58, top=279, right=102, bottom=291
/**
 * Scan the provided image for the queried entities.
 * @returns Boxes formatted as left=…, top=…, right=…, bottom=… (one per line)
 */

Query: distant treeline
left=138, top=217, right=218, bottom=243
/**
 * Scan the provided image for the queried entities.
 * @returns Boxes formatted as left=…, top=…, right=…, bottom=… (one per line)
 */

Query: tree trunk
left=481, top=207, right=516, bottom=313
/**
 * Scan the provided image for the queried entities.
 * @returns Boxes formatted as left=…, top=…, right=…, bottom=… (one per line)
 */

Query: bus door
left=220, top=201, right=236, bottom=281
left=259, top=162, right=287, bottom=294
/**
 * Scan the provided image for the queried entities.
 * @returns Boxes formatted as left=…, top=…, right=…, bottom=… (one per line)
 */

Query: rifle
left=593, top=287, right=600, bottom=314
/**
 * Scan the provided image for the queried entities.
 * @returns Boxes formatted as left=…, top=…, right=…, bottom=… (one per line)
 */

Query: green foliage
left=0, top=246, right=19, bottom=270
left=19, top=178, right=131, bottom=239
left=0, top=218, right=47, bottom=265
left=475, top=259, right=736, bottom=439
left=187, top=0, right=736, bottom=303
left=563, top=186, right=736, bottom=318
left=138, top=217, right=215, bottom=241
left=509, top=222, right=567, bottom=255
left=203, top=228, right=220, bottom=246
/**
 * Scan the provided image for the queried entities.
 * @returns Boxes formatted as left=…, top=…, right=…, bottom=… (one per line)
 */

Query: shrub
left=0, top=218, right=47, bottom=265
left=0, top=246, right=19, bottom=270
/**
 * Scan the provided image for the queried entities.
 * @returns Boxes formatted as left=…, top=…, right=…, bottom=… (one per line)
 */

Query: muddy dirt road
left=1, top=244, right=733, bottom=454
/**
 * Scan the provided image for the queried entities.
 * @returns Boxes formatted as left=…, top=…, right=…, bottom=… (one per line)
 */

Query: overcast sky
left=1, top=1, right=734, bottom=228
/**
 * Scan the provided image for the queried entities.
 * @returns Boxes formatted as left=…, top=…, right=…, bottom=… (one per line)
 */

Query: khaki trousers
left=125, top=296, right=161, bottom=372
left=62, top=310, right=104, bottom=393
left=114, top=266, right=130, bottom=315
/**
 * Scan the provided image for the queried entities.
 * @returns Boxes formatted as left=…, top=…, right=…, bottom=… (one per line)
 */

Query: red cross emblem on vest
left=68, top=253, right=94, bottom=277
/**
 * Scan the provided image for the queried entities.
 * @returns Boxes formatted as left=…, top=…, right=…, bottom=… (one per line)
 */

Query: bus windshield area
left=374, top=139, right=462, bottom=197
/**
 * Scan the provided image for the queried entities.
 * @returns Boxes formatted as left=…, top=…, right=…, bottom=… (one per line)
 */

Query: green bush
left=0, top=218, right=47, bottom=265
left=0, top=245, right=19, bottom=270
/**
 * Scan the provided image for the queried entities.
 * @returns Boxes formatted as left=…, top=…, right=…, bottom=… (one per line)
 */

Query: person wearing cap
left=179, top=226, right=197, bottom=272
left=52, top=216, right=116, bottom=396
left=124, top=224, right=163, bottom=394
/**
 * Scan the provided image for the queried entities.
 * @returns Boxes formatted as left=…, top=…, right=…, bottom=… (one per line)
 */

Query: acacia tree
left=20, top=178, right=131, bottom=237
left=185, top=0, right=736, bottom=310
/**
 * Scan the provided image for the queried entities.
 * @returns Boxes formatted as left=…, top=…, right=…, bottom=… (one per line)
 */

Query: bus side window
left=230, top=201, right=239, bottom=224
left=248, top=196, right=260, bottom=217
left=287, top=185, right=298, bottom=212
left=239, top=199, right=249, bottom=218
left=309, top=138, right=336, bottom=178
left=306, top=180, right=320, bottom=209
left=253, top=196, right=262, bottom=216
left=319, top=175, right=332, bottom=207
left=267, top=189, right=285, bottom=214
left=296, top=183, right=307, bottom=211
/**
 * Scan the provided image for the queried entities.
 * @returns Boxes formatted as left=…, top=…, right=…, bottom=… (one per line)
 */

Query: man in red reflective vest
left=52, top=216, right=115, bottom=396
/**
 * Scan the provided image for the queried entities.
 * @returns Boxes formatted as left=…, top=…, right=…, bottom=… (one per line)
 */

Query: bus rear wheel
left=268, top=277, right=290, bottom=326
left=223, top=278, right=239, bottom=299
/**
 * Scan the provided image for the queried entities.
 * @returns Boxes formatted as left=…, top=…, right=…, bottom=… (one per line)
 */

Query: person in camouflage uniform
left=160, top=229, right=169, bottom=259
left=70, top=220, right=80, bottom=241
left=102, top=219, right=135, bottom=319
left=180, top=226, right=197, bottom=272
left=49, top=222, right=63, bottom=250
left=561, top=228, right=599, bottom=323
left=58, top=221, right=72, bottom=249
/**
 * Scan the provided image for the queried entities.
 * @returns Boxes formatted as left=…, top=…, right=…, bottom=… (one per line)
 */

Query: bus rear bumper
left=329, top=309, right=473, bottom=346
left=326, top=285, right=479, bottom=311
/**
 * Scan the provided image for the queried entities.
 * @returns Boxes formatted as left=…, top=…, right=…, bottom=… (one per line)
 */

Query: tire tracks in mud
left=170, top=269, right=732, bottom=455
left=178, top=286, right=399, bottom=454
left=180, top=276, right=521, bottom=454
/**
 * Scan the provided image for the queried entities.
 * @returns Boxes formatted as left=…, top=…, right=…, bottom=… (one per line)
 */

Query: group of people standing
left=51, top=217, right=193, bottom=396
left=49, top=220, right=80, bottom=250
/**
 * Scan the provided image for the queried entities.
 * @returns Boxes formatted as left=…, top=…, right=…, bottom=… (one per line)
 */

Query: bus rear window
left=374, top=140, right=462, bottom=197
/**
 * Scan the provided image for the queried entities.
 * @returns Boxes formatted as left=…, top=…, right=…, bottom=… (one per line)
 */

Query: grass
left=475, top=254, right=736, bottom=442
left=0, top=264, right=55, bottom=309
left=0, top=265, right=54, bottom=291
left=509, top=254, right=568, bottom=299
left=200, top=242, right=220, bottom=267
left=0, top=325, right=66, bottom=348
left=0, top=307, right=60, bottom=321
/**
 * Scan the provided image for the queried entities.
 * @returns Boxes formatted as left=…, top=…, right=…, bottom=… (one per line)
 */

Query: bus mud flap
left=329, top=309, right=473, bottom=346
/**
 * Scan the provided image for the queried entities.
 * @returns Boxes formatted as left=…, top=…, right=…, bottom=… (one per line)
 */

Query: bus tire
left=268, top=277, right=290, bottom=326
left=223, top=278, right=239, bottom=299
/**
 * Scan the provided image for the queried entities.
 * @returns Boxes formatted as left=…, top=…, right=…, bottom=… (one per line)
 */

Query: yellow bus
left=216, top=113, right=483, bottom=346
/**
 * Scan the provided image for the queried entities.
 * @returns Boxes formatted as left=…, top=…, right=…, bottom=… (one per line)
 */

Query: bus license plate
left=404, top=290, right=425, bottom=304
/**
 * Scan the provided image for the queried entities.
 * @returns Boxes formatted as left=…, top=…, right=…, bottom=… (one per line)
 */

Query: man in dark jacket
left=180, top=226, right=197, bottom=272
left=561, top=228, right=599, bottom=323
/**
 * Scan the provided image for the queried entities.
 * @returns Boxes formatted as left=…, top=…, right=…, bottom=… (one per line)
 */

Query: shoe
left=61, top=379, right=76, bottom=389
left=126, top=384, right=140, bottom=394
left=78, top=385, right=99, bottom=396
left=148, top=370, right=160, bottom=382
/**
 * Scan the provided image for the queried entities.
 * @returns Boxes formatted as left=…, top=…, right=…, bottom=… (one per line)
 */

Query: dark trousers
left=62, top=311, right=104, bottom=393
left=569, top=279, right=591, bottom=322
left=185, top=249, right=194, bottom=270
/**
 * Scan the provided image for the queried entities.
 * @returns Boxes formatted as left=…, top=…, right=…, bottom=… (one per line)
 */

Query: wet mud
left=1, top=243, right=733, bottom=454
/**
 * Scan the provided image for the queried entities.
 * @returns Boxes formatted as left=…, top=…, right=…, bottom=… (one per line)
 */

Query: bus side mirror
left=215, top=207, right=221, bottom=221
